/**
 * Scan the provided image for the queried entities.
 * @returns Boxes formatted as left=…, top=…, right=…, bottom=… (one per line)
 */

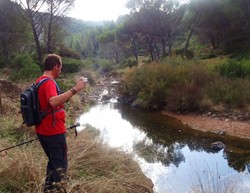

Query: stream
left=2, top=63, right=250, bottom=191
left=76, top=85, right=250, bottom=193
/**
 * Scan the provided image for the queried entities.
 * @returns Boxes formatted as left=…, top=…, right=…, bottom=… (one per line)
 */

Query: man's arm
left=49, top=77, right=87, bottom=108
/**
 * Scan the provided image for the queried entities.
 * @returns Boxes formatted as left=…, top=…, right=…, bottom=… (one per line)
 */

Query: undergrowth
left=122, top=57, right=250, bottom=112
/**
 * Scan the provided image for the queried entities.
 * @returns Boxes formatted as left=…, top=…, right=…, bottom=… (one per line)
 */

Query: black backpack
left=20, top=78, right=60, bottom=127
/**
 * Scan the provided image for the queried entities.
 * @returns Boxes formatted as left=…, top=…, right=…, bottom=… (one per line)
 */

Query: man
left=35, top=54, right=87, bottom=192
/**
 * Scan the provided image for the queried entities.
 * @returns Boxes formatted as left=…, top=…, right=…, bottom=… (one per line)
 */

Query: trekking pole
left=0, top=123, right=80, bottom=153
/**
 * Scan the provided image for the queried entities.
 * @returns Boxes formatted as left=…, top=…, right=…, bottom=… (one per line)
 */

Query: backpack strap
left=36, top=78, right=51, bottom=88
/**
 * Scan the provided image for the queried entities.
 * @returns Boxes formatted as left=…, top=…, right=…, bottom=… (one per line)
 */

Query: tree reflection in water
left=114, top=103, right=250, bottom=172
left=78, top=102, right=250, bottom=192
left=133, top=139, right=185, bottom=167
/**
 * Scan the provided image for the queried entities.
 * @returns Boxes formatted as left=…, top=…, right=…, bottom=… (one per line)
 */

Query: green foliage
left=122, top=58, right=250, bottom=111
left=0, top=117, right=20, bottom=142
left=217, top=59, right=250, bottom=78
left=62, top=57, right=84, bottom=73
left=121, top=58, right=138, bottom=68
left=233, top=50, right=250, bottom=60
left=175, top=49, right=194, bottom=59
left=0, top=186, right=10, bottom=193
left=166, top=64, right=213, bottom=111
left=59, top=46, right=81, bottom=59
left=56, top=77, right=75, bottom=93
left=124, top=63, right=172, bottom=109
left=0, top=0, right=32, bottom=63
left=207, top=78, right=250, bottom=108
left=94, top=58, right=114, bottom=74
left=9, top=54, right=41, bottom=82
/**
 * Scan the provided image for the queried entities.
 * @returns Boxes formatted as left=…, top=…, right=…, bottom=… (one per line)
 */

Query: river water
left=77, top=100, right=250, bottom=193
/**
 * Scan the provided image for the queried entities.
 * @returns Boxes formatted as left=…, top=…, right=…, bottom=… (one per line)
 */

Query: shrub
left=124, top=63, right=177, bottom=110
left=59, top=46, right=81, bottom=59
left=175, top=48, right=194, bottom=59
left=95, top=59, right=113, bottom=74
left=217, top=59, right=250, bottom=78
left=81, top=59, right=96, bottom=70
left=121, top=58, right=138, bottom=68
left=207, top=77, right=250, bottom=108
left=166, top=64, right=213, bottom=111
left=123, top=61, right=214, bottom=111
left=122, top=57, right=250, bottom=112
left=62, top=57, right=83, bottom=74
left=9, top=54, right=41, bottom=82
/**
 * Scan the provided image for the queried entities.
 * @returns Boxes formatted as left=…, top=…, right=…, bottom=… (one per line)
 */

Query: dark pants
left=37, top=133, right=68, bottom=192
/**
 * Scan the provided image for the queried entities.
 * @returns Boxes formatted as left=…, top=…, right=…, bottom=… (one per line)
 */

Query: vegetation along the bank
left=121, top=57, right=250, bottom=115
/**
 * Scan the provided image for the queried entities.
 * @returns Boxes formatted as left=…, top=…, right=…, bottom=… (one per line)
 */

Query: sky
left=68, top=0, right=130, bottom=21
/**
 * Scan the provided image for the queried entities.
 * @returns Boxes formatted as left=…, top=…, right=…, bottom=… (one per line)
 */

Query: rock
left=211, top=141, right=226, bottom=150
left=213, top=130, right=226, bottom=135
left=101, top=95, right=111, bottom=101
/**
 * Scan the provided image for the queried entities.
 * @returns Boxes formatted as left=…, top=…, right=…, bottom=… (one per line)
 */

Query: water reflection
left=77, top=102, right=250, bottom=193
left=115, top=103, right=250, bottom=172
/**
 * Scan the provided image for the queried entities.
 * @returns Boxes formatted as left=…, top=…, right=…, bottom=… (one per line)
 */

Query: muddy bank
left=162, top=111, right=250, bottom=140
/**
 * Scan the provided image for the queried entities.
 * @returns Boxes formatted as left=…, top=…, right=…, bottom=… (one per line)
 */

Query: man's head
left=43, top=54, right=62, bottom=78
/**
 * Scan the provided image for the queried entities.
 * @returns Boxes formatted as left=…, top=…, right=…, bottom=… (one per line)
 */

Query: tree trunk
left=131, top=38, right=138, bottom=64
left=150, top=44, right=154, bottom=61
left=184, top=30, right=193, bottom=57
left=161, top=39, right=166, bottom=58
left=30, top=19, right=43, bottom=65
left=47, top=2, right=53, bottom=54
left=168, top=42, right=172, bottom=58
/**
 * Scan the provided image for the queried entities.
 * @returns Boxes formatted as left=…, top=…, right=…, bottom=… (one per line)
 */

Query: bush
left=217, top=59, right=250, bottom=78
left=95, top=59, right=113, bottom=74
left=59, top=46, right=81, bottom=59
left=9, top=54, right=41, bottom=82
left=62, top=57, right=83, bottom=73
left=207, top=77, right=250, bottom=108
left=175, top=49, right=194, bottom=59
left=121, top=58, right=138, bottom=68
left=123, top=60, right=233, bottom=111
left=165, top=64, right=213, bottom=111
left=123, top=63, right=183, bottom=110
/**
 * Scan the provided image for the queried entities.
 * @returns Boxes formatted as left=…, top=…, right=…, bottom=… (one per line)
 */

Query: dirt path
left=163, top=111, right=250, bottom=140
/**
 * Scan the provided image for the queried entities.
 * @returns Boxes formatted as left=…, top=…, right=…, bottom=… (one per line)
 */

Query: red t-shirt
left=35, top=76, right=66, bottom=135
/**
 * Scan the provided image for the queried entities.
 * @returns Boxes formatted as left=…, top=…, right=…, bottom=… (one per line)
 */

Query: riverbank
left=162, top=111, right=250, bottom=140
left=89, top=75, right=250, bottom=141
left=0, top=78, right=154, bottom=193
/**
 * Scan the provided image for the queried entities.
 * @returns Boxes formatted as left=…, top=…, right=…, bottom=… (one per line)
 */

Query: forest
left=1, top=0, right=250, bottom=65
left=1, top=0, right=250, bottom=111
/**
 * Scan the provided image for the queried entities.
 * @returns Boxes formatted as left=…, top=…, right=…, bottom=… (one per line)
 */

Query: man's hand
left=73, top=77, right=88, bottom=92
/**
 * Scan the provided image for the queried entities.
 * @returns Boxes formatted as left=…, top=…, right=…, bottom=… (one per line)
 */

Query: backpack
left=20, top=78, right=60, bottom=127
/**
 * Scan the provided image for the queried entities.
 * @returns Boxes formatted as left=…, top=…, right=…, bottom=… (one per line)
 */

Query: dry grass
left=67, top=129, right=154, bottom=193
left=0, top=127, right=153, bottom=193
left=0, top=144, right=46, bottom=192
left=191, top=162, right=239, bottom=193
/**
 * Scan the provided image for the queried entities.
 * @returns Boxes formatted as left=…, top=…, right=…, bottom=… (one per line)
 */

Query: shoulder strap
left=36, top=78, right=60, bottom=94
left=36, top=78, right=50, bottom=88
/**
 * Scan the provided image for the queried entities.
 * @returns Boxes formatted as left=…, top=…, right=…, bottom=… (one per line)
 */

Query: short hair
left=43, top=54, right=62, bottom=71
